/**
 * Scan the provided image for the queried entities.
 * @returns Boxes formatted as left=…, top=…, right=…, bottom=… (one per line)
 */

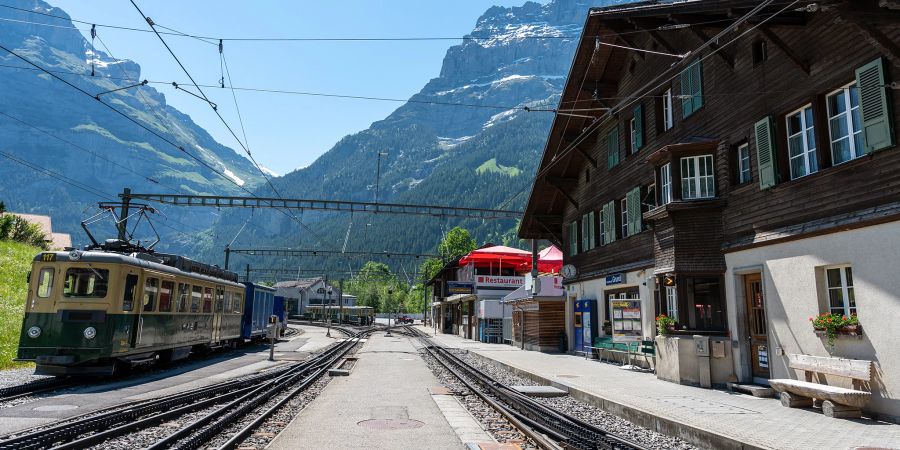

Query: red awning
left=516, top=245, right=563, bottom=274
left=458, top=245, right=532, bottom=268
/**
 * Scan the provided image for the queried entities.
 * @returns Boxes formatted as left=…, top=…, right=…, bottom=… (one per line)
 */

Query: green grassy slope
left=0, top=240, right=39, bottom=369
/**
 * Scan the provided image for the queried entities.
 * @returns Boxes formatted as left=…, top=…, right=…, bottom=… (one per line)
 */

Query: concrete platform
left=0, top=325, right=331, bottom=435
left=269, top=333, right=487, bottom=449
left=421, top=326, right=900, bottom=450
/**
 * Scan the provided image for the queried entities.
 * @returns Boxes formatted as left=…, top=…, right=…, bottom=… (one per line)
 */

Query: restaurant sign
left=476, top=275, right=525, bottom=288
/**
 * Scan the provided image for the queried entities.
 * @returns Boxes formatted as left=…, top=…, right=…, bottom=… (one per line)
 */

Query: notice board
left=611, top=300, right=642, bottom=343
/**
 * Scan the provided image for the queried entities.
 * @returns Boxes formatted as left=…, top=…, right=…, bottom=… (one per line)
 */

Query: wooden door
left=744, top=274, right=769, bottom=379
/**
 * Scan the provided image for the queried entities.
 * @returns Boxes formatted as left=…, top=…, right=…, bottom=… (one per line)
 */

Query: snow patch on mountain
left=223, top=168, right=245, bottom=186
left=259, top=165, right=279, bottom=177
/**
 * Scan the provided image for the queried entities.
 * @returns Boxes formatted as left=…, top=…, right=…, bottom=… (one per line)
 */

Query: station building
left=517, top=0, right=900, bottom=421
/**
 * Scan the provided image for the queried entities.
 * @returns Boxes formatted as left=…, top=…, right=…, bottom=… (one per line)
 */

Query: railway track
left=407, top=326, right=649, bottom=450
left=0, top=377, right=76, bottom=403
left=0, top=326, right=370, bottom=450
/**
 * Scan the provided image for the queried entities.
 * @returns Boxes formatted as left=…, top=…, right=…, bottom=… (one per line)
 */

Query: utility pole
left=224, top=246, right=231, bottom=270
left=374, top=152, right=388, bottom=205
left=118, top=187, right=131, bottom=242
left=245, top=264, right=250, bottom=283
left=325, top=274, right=331, bottom=337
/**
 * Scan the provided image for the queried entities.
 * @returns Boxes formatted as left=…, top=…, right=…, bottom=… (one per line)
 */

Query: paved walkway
left=270, top=332, right=482, bottom=449
left=421, top=327, right=900, bottom=450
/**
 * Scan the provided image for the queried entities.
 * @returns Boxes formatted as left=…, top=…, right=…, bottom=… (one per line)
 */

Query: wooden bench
left=769, top=354, right=873, bottom=419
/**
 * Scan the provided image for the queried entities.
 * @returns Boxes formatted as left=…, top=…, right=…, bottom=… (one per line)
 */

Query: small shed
left=503, top=276, right=567, bottom=352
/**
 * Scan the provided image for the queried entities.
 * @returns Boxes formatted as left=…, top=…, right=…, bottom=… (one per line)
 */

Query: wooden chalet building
left=519, top=0, right=900, bottom=420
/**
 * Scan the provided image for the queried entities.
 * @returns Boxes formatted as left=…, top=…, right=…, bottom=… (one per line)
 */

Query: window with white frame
left=680, top=155, right=715, bottom=199
left=825, top=265, right=856, bottom=316
left=827, top=83, right=865, bottom=165
left=665, top=286, right=678, bottom=322
left=662, top=88, right=673, bottom=131
left=786, top=105, right=818, bottom=179
left=660, top=163, right=673, bottom=205
left=737, top=143, right=751, bottom=184
left=620, top=198, right=629, bottom=238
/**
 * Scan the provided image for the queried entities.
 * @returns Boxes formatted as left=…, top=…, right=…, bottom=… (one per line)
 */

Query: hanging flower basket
left=656, top=314, right=677, bottom=336
left=810, top=314, right=861, bottom=346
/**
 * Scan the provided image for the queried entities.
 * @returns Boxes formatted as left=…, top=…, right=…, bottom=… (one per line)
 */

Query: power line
left=129, top=0, right=328, bottom=246
left=0, top=3, right=742, bottom=44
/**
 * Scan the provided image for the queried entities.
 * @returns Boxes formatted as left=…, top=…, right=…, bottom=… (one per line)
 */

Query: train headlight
left=27, top=326, right=41, bottom=339
left=83, top=327, right=97, bottom=340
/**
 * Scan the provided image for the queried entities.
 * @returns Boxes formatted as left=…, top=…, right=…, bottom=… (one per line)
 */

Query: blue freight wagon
left=241, top=283, right=275, bottom=340
left=273, top=295, right=287, bottom=336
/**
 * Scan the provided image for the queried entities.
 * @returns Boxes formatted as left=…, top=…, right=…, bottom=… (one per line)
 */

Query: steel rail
left=419, top=340, right=563, bottom=450
left=0, top=377, right=75, bottom=402
left=152, top=329, right=366, bottom=450
left=0, top=330, right=357, bottom=450
left=410, top=327, right=649, bottom=450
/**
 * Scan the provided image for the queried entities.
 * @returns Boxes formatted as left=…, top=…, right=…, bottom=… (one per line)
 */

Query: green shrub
left=0, top=214, right=48, bottom=250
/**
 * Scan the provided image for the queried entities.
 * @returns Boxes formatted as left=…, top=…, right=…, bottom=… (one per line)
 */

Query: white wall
left=725, top=221, right=900, bottom=419
left=565, top=268, right=655, bottom=340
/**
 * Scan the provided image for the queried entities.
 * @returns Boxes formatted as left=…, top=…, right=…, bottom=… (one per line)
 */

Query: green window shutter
left=856, top=57, right=895, bottom=153
left=680, top=65, right=693, bottom=118
left=589, top=211, right=596, bottom=249
left=628, top=186, right=642, bottom=235
left=569, top=221, right=578, bottom=256
left=607, top=128, right=620, bottom=168
left=633, top=104, right=644, bottom=150
left=754, top=116, right=777, bottom=190
left=604, top=201, right=617, bottom=243
left=692, top=61, right=703, bottom=112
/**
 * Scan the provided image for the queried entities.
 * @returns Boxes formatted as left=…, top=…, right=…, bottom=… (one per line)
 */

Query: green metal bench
left=587, top=336, right=636, bottom=364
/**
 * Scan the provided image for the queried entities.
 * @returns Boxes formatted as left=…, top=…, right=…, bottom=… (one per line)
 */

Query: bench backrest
left=788, top=354, right=872, bottom=382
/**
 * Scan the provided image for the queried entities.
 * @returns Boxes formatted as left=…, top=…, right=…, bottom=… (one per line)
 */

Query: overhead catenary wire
left=128, top=0, right=327, bottom=246
left=0, top=3, right=746, bottom=44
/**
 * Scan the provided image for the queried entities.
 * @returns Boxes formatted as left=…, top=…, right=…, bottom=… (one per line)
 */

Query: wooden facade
left=512, top=300, right=566, bottom=352
left=520, top=0, right=900, bottom=333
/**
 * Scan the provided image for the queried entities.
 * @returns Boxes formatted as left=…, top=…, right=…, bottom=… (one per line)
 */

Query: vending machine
left=573, top=299, right=598, bottom=353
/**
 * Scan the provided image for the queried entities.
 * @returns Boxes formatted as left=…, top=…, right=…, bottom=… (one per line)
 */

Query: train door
left=212, top=286, right=224, bottom=344
left=122, top=273, right=142, bottom=349
left=134, top=276, right=159, bottom=348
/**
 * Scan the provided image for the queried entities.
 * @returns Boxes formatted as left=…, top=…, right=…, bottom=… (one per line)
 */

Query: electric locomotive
left=17, top=244, right=247, bottom=376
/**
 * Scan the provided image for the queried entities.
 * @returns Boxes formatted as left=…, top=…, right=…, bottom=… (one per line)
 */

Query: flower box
left=814, top=324, right=863, bottom=338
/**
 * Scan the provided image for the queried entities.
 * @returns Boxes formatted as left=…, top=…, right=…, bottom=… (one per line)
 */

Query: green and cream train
left=17, top=249, right=255, bottom=376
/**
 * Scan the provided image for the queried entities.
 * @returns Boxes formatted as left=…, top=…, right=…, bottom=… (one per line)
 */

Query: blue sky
left=48, top=0, right=534, bottom=174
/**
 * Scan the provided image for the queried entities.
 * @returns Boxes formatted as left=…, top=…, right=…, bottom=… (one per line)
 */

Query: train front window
left=143, top=278, right=158, bottom=312
left=37, top=268, right=54, bottom=298
left=63, top=267, right=109, bottom=298
left=191, top=286, right=202, bottom=313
